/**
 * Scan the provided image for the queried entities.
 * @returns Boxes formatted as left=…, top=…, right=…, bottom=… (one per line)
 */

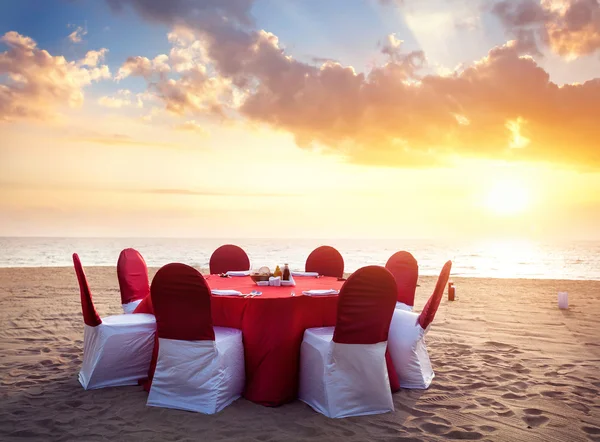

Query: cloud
left=377, top=0, right=405, bottom=5
left=115, top=28, right=236, bottom=116
left=175, top=120, right=209, bottom=135
left=492, top=0, right=600, bottom=58
left=379, top=0, right=483, bottom=31
left=80, top=48, right=108, bottom=67
left=141, top=106, right=161, bottom=122
left=0, top=180, right=303, bottom=198
left=311, top=56, right=340, bottom=65
left=69, top=132, right=176, bottom=148
left=141, top=188, right=300, bottom=197
left=0, top=31, right=110, bottom=121
left=116, top=54, right=170, bottom=80
left=105, top=0, right=255, bottom=28
left=97, top=89, right=143, bottom=108
left=105, top=1, right=600, bottom=168
left=68, top=25, right=87, bottom=43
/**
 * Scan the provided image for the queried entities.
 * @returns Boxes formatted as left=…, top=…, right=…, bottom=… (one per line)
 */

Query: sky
left=1, top=0, right=600, bottom=240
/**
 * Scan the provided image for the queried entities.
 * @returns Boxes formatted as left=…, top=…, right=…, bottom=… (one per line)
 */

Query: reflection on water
left=0, top=237, right=598, bottom=281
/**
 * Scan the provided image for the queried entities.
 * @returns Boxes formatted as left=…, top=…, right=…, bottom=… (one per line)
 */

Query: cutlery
left=291, top=291, right=295, bottom=297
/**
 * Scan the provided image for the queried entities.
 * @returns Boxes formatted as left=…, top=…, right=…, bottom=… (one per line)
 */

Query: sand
left=1, top=266, right=599, bottom=442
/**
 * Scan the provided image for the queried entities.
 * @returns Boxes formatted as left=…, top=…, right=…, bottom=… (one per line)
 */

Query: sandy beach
left=1, top=266, right=599, bottom=442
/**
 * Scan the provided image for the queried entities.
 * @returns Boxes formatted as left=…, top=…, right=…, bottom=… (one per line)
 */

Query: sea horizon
left=2, top=236, right=599, bottom=281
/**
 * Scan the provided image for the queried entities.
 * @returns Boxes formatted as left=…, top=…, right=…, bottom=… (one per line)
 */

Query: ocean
left=1, top=237, right=598, bottom=281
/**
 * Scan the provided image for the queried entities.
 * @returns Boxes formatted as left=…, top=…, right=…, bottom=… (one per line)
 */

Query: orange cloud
left=0, top=31, right=110, bottom=121
left=68, top=131, right=176, bottom=148
left=116, top=54, right=170, bottom=80
left=80, top=48, right=109, bottom=67
left=106, top=0, right=600, bottom=168
left=98, top=89, right=144, bottom=108
left=492, top=0, right=600, bottom=58
left=175, top=120, right=209, bottom=135
left=117, top=33, right=234, bottom=116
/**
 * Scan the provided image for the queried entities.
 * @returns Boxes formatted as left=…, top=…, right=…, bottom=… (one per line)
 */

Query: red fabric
left=333, top=266, right=397, bottom=344
left=209, top=244, right=250, bottom=275
left=305, top=246, right=344, bottom=278
left=117, top=248, right=150, bottom=304
left=418, top=260, right=453, bottom=330
left=135, top=274, right=401, bottom=405
left=385, top=251, right=419, bottom=306
left=136, top=276, right=339, bottom=405
left=72, top=253, right=102, bottom=327
left=386, top=348, right=400, bottom=392
left=151, top=263, right=215, bottom=341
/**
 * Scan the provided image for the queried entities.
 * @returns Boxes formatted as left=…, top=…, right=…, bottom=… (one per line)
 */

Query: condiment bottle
left=282, top=263, right=290, bottom=281
left=273, top=265, right=282, bottom=277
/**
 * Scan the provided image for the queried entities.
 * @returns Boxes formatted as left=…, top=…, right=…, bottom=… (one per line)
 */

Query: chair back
left=305, top=245, right=344, bottom=278
left=385, top=251, right=418, bottom=306
left=209, top=244, right=250, bottom=275
left=333, top=265, right=397, bottom=344
left=72, top=253, right=102, bottom=327
left=418, top=260, right=452, bottom=330
left=117, top=248, right=150, bottom=304
left=151, top=263, right=215, bottom=341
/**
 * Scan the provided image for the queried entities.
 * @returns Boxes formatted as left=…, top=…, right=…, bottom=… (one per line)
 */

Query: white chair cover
left=79, top=313, right=156, bottom=390
left=387, top=309, right=434, bottom=389
left=298, top=327, right=394, bottom=418
left=121, top=299, right=143, bottom=314
left=147, top=326, right=245, bottom=414
left=395, top=301, right=413, bottom=312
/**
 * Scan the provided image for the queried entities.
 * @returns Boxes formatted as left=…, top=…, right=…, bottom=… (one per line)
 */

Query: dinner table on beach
left=134, top=274, right=346, bottom=406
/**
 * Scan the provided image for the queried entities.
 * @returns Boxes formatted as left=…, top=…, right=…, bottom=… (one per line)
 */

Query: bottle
left=282, top=263, right=290, bottom=281
left=448, top=282, right=455, bottom=301
left=273, top=265, right=282, bottom=278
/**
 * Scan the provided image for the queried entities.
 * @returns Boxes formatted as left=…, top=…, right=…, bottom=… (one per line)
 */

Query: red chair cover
left=72, top=253, right=102, bottom=327
left=151, top=263, right=215, bottom=341
left=333, top=265, right=397, bottom=344
left=209, top=244, right=250, bottom=275
left=305, top=246, right=344, bottom=278
left=117, top=248, right=150, bottom=304
left=385, top=251, right=419, bottom=306
left=418, top=260, right=453, bottom=330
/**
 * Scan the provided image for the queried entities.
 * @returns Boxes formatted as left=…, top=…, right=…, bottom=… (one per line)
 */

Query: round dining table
left=134, top=274, right=400, bottom=406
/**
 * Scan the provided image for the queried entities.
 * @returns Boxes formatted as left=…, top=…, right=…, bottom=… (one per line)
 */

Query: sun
left=485, top=179, right=530, bottom=216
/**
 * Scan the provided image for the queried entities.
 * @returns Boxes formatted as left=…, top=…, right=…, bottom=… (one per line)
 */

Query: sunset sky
left=1, top=0, right=600, bottom=240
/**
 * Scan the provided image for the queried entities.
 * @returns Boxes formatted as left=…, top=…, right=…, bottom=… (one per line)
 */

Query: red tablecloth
left=134, top=275, right=399, bottom=406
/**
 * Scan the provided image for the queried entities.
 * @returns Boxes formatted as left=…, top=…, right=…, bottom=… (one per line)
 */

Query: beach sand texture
left=1, top=266, right=599, bottom=441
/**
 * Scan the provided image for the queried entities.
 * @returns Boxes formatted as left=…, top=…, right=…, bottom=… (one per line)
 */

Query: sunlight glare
left=485, top=179, right=530, bottom=216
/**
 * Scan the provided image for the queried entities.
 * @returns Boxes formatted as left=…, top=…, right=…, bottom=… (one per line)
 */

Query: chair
left=385, top=251, right=419, bottom=311
left=146, top=263, right=244, bottom=414
left=209, top=244, right=250, bottom=275
left=117, top=248, right=150, bottom=313
left=387, top=261, right=452, bottom=389
left=305, top=246, right=344, bottom=278
left=73, top=253, right=156, bottom=390
left=299, top=266, right=397, bottom=418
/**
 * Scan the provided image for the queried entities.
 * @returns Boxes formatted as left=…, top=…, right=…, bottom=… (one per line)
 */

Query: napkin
left=281, top=279, right=296, bottom=286
left=292, top=271, right=319, bottom=277
left=302, top=289, right=339, bottom=296
left=268, top=276, right=281, bottom=287
left=226, top=270, right=251, bottom=277
left=211, top=290, right=243, bottom=296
